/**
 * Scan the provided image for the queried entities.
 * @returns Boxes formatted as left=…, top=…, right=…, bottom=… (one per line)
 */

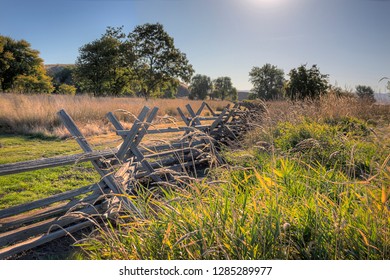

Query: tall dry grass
left=0, top=93, right=230, bottom=137
left=263, top=94, right=390, bottom=126
left=74, top=95, right=390, bottom=260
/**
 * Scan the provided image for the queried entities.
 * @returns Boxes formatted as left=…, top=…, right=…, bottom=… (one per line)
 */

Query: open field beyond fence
left=0, top=94, right=389, bottom=260
left=0, top=94, right=230, bottom=137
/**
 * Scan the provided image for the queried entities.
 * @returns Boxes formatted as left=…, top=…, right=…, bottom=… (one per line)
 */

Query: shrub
left=57, top=84, right=77, bottom=95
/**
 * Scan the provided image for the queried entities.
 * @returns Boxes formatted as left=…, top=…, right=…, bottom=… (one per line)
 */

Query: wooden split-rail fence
left=0, top=101, right=255, bottom=259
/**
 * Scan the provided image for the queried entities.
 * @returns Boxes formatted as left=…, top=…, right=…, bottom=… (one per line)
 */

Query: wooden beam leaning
left=108, top=107, right=162, bottom=183
left=115, top=106, right=150, bottom=161
left=0, top=220, right=93, bottom=260
left=0, top=183, right=101, bottom=220
left=196, top=102, right=206, bottom=116
left=216, top=104, right=239, bottom=139
left=203, top=102, right=217, bottom=116
left=209, top=107, right=228, bottom=133
left=177, top=107, right=190, bottom=126
left=0, top=150, right=117, bottom=176
left=57, top=109, right=122, bottom=194
left=126, top=107, right=162, bottom=182
left=186, top=104, right=202, bottom=126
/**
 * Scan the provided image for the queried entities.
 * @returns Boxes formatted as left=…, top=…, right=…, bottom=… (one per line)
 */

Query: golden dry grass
left=0, top=93, right=230, bottom=137
left=264, top=94, right=390, bottom=125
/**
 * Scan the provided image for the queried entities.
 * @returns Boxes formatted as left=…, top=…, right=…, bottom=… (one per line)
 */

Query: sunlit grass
left=74, top=97, right=390, bottom=260
left=0, top=93, right=230, bottom=137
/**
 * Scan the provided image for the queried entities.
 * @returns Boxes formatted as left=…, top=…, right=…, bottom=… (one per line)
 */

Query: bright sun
left=247, top=0, right=280, bottom=6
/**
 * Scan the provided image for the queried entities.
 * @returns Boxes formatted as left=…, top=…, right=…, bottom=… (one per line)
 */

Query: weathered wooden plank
left=197, top=117, right=218, bottom=121
left=0, top=204, right=103, bottom=248
left=0, top=183, right=101, bottom=219
left=177, top=107, right=190, bottom=126
left=58, top=109, right=122, bottom=194
left=204, top=102, right=217, bottom=116
left=106, top=112, right=125, bottom=131
left=0, top=191, right=108, bottom=232
left=143, top=147, right=203, bottom=159
left=134, top=159, right=205, bottom=179
left=186, top=104, right=202, bottom=126
left=209, top=108, right=228, bottom=132
left=116, top=106, right=150, bottom=160
left=0, top=220, right=93, bottom=260
left=196, top=102, right=206, bottom=116
left=132, top=107, right=159, bottom=147
left=139, top=140, right=206, bottom=154
left=0, top=150, right=117, bottom=176
left=139, top=127, right=191, bottom=135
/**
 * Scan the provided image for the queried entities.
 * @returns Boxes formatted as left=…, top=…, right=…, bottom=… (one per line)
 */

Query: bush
left=285, top=64, right=329, bottom=100
left=356, top=85, right=375, bottom=103
left=57, top=84, right=77, bottom=95
left=262, top=118, right=380, bottom=178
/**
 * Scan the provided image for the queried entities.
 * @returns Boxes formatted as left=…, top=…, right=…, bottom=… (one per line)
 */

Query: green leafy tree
left=189, top=74, right=212, bottom=100
left=355, top=85, right=375, bottom=102
left=285, top=64, right=329, bottom=100
left=249, top=63, right=285, bottom=100
left=0, top=35, right=53, bottom=93
left=46, top=65, right=78, bottom=93
left=57, top=84, right=77, bottom=95
left=127, top=23, right=194, bottom=99
left=75, top=27, right=130, bottom=96
left=212, top=76, right=237, bottom=101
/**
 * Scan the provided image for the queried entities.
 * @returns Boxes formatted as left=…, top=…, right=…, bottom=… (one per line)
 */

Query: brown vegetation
left=0, top=94, right=230, bottom=137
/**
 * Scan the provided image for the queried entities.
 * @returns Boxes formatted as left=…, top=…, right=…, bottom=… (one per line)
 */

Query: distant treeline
left=1, top=23, right=387, bottom=101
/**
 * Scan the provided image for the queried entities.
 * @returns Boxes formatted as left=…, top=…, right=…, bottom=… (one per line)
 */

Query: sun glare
left=247, top=0, right=281, bottom=6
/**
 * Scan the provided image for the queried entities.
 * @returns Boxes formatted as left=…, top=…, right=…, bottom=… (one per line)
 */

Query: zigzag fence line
left=0, top=101, right=256, bottom=259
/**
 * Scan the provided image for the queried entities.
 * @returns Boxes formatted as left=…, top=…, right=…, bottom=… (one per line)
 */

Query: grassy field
left=0, top=94, right=226, bottom=208
left=74, top=95, right=390, bottom=260
left=0, top=94, right=389, bottom=259
left=0, top=93, right=230, bottom=137
left=0, top=135, right=100, bottom=208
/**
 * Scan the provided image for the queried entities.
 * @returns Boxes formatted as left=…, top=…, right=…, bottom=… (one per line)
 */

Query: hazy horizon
left=1, top=0, right=389, bottom=92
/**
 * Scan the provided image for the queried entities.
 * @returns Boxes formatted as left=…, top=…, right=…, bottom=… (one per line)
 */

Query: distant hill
left=45, top=64, right=75, bottom=76
left=176, top=83, right=190, bottom=98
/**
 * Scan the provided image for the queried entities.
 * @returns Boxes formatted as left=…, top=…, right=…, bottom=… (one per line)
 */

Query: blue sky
left=1, top=0, right=389, bottom=92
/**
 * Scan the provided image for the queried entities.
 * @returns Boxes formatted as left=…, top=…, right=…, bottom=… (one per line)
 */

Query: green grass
left=74, top=115, right=390, bottom=260
left=0, top=134, right=101, bottom=209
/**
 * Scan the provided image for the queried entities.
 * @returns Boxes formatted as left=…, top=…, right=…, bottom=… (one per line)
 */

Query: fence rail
left=0, top=101, right=255, bottom=259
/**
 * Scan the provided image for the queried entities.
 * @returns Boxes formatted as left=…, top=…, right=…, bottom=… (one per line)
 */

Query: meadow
left=75, top=95, right=390, bottom=260
left=0, top=93, right=389, bottom=259
left=0, top=94, right=229, bottom=208
left=0, top=93, right=230, bottom=137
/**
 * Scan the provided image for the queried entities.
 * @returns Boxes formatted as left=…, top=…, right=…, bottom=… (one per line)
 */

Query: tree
left=249, top=63, right=285, bottom=100
left=127, top=23, right=194, bottom=99
left=355, top=85, right=375, bottom=102
left=285, top=64, right=329, bottom=100
left=0, top=35, right=53, bottom=93
left=47, top=65, right=78, bottom=93
left=189, top=74, right=212, bottom=100
left=57, top=84, right=77, bottom=95
left=212, top=76, right=237, bottom=101
left=75, top=27, right=130, bottom=96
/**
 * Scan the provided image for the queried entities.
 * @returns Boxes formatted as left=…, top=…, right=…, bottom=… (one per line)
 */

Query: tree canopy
left=212, top=77, right=237, bottom=101
left=249, top=63, right=285, bottom=100
left=75, top=28, right=130, bottom=96
left=189, top=74, right=212, bottom=100
left=355, top=85, right=375, bottom=102
left=0, top=35, right=53, bottom=93
left=127, top=23, right=194, bottom=99
left=75, top=23, right=194, bottom=98
left=285, top=64, right=329, bottom=100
